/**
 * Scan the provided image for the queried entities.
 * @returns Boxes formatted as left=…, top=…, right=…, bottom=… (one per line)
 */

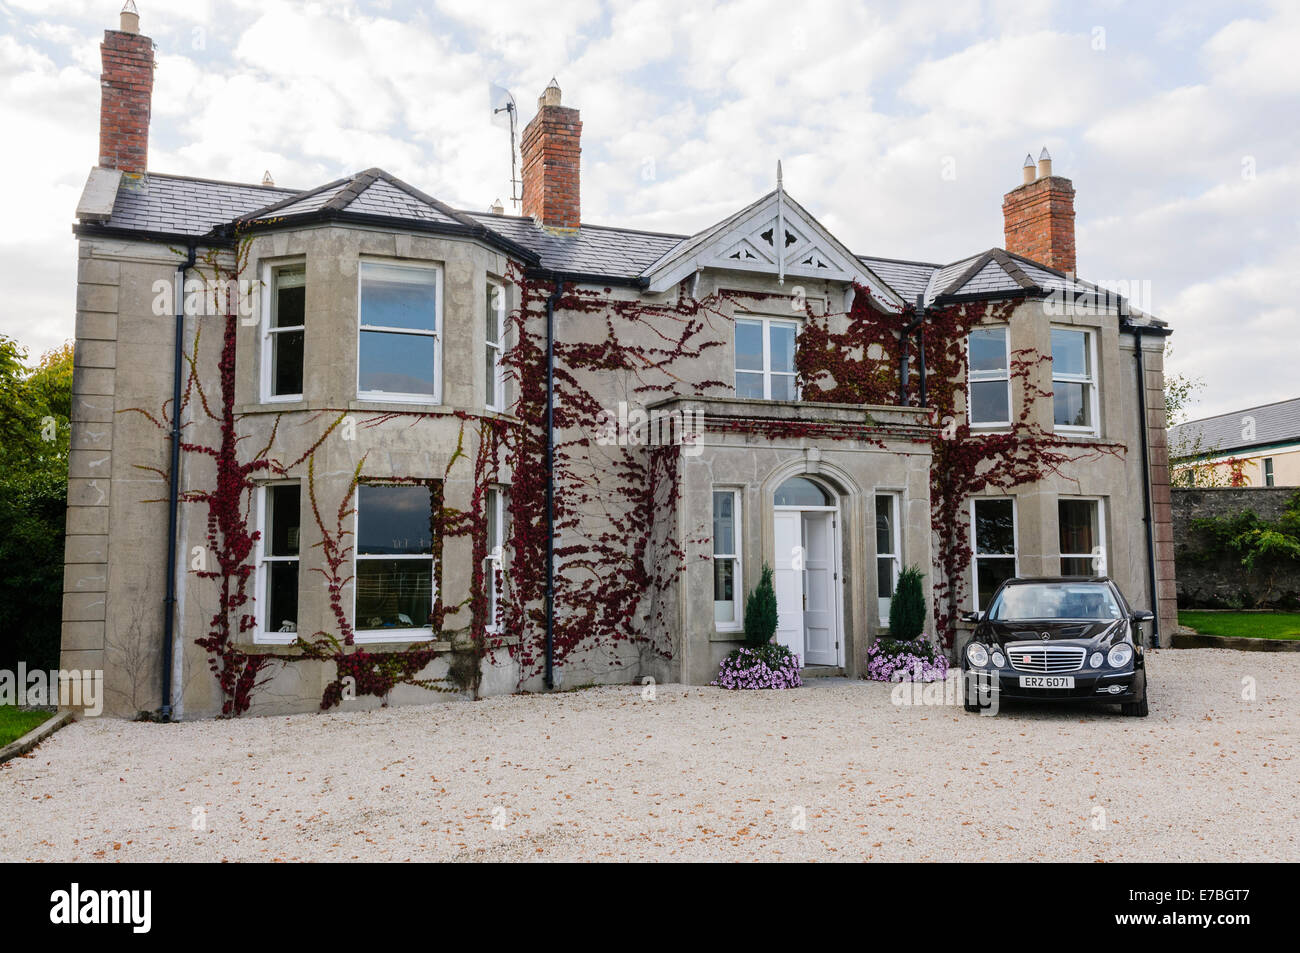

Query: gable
left=641, top=189, right=904, bottom=308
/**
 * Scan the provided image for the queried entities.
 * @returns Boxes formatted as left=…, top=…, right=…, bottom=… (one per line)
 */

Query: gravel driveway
left=3, top=648, right=1296, bottom=862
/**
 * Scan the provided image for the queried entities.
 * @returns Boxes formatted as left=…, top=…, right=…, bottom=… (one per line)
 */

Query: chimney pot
left=489, top=198, right=505, bottom=215
left=120, top=0, right=139, bottom=34
left=1037, top=146, right=1052, bottom=179
left=262, top=170, right=275, bottom=187
left=539, top=78, right=562, bottom=108
left=1022, top=153, right=1035, bottom=185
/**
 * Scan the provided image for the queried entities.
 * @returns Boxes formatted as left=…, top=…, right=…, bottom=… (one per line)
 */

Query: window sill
left=709, top=629, right=745, bottom=642
left=349, top=398, right=450, bottom=415
left=1054, top=428, right=1102, bottom=439
left=238, top=400, right=309, bottom=415
left=353, top=628, right=438, bottom=646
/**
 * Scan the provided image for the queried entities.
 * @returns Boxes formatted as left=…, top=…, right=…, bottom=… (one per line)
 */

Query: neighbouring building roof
left=71, top=165, right=1165, bottom=323
left=1170, top=397, right=1300, bottom=457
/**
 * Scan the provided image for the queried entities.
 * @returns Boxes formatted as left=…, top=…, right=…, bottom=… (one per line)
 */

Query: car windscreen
left=987, top=583, right=1123, bottom=622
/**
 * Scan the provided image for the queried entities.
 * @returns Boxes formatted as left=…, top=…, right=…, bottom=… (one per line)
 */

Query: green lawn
left=1179, top=611, right=1300, bottom=640
left=0, top=706, right=54, bottom=748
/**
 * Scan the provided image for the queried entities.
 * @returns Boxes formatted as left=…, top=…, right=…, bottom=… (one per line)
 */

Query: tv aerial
left=489, top=82, right=521, bottom=210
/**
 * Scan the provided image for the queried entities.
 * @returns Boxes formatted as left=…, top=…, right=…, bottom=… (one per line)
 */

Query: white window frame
left=484, top=487, right=506, bottom=634
left=1058, top=496, right=1107, bottom=577
left=356, top=259, right=443, bottom=405
left=1051, top=326, right=1100, bottom=436
left=875, top=491, right=902, bottom=627
left=712, top=488, right=743, bottom=631
left=1264, top=457, right=1275, bottom=487
left=485, top=279, right=506, bottom=412
left=966, top=325, right=1011, bottom=428
left=260, top=260, right=306, bottom=403
left=970, top=496, right=1019, bottom=612
left=352, top=482, right=437, bottom=644
left=254, top=481, right=301, bottom=645
left=734, top=316, right=800, bottom=401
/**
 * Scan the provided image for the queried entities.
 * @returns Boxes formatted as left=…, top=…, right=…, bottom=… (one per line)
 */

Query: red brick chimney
left=1002, top=148, right=1076, bottom=274
left=521, top=79, right=581, bottom=232
left=98, top=2, right=154, bottom=173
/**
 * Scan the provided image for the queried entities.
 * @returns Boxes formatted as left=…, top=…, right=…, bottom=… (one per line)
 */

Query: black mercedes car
left=960, top=577, right=1152, bottom=716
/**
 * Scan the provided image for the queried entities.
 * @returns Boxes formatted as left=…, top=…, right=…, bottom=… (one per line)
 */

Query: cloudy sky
left=2, top=0, right=1297, bottom=419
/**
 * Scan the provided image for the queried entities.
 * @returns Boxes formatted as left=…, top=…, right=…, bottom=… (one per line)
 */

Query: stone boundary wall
left=1172, top=487, right=1300, bottom=608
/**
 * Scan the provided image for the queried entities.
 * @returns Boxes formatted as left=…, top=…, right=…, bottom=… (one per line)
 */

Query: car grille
left=1006, top=643, right=1086, bottom=674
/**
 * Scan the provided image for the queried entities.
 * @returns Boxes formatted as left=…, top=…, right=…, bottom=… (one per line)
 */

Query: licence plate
left=1019, top=675, right=1074, bottom=688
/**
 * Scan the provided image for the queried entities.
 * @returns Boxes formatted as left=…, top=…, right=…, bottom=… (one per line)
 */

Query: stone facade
left=63, top=219, right=1177, bottom=717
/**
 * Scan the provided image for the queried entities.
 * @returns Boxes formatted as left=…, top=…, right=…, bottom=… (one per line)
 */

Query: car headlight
left=966, top=642, right=989, bottom=667
left=1090, top=651, right=1104, bottom=668
left=991, top=651, right=1006, bottom=668
left=1107, top=644, right=1133, bottom=668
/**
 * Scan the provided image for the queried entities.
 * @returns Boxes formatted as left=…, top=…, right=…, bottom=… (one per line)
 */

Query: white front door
left=802, top=512, right=837, bottom=665
left=772, top=510, right=804, bottom=660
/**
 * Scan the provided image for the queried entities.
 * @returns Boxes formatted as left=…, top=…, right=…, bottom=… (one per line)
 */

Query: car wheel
left=1121, top=688, right=1149, bottom=717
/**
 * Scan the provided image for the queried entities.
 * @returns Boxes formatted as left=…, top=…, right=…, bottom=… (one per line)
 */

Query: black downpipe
left=1132, top=324, right=1161, bottom=648
left=544, top=276, right=565, bottom=689
left=916, top=324, right=928, bottom=407
left=900, top=294, right=926, bottom=405
left=161, top=244, right=196, bottom=718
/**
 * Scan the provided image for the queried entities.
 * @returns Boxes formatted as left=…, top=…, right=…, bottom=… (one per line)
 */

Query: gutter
left=161, top=243, right=196, bottom=719
left=544, top=275, right=565, bottom=690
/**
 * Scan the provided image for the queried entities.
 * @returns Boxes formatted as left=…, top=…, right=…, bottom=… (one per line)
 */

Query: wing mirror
left=1130, top=610, right=1154, bottom=624
left=961, top=610, right=984, bottom=624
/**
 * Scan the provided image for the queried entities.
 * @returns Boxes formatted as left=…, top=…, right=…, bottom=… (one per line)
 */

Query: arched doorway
left=772, top=475, right=843, bottom=667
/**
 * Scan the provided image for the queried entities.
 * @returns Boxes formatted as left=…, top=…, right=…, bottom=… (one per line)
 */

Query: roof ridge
left=238, top=174, right=354, bottom=221
left=856, top=253, right=945, bottom=268
left=938, top=250, right=997, bottom=297
left=463, top=210, right=690, bottom=240
left=142, top=170, right=301, bottom=193
left=366, top=169, right=483, bottom=230
left=988, top=247, right=1040, bottom=291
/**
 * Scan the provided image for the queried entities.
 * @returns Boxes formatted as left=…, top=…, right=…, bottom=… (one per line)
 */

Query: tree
left=743, top=563, right=779, bottom=649
left=0, top=336, right=73, bottom=674
left=888, top=565, right=927, bottom=642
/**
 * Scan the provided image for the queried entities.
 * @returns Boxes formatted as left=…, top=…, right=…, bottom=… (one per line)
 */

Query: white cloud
left=2, top=0, right=1298, bottom=421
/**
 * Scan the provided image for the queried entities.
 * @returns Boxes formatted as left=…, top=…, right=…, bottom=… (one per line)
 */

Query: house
left=1170, top=397, right=1300, bottom=487
left=64, top=9, right=1176, bottom=718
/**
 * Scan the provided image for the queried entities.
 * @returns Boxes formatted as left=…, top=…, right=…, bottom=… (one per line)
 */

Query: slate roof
left=72, top=166, right=1165, bottom=323
left=466, top=211, right=685, bottom=278
left=855, top=256, right=940, bottom=304
left=97, top=172, right=298, bottom=237
left=1170, top=397, right=1300, bottom=456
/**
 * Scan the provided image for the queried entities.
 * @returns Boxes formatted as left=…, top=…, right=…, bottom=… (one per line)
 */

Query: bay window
left=484, top=487, right=506, bottom=632
left=358, top=261, right=441, bottom=402
left=256, top=483, right=300, bottom=643
left=263, top=263, right=305, bottom=400
left=354, top=483, right=435, bottom=641
left=486, top=280, right=506, bottom=411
